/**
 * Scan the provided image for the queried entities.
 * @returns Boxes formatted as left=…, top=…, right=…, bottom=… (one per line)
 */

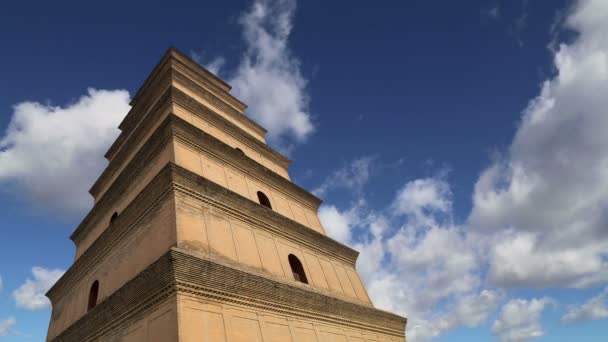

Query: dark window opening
left=288, top=254, right=308, bottom=284
left=257, top=191, right=272, bottom=209
left=110, top=212, right=118, bottom=225
left=87, top=280, right=99, bottom=312
left=235, top=147, right=245, bottom=156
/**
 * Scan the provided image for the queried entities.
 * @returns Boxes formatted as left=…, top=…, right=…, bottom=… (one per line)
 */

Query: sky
left=1, top=0, right=608, bottom=341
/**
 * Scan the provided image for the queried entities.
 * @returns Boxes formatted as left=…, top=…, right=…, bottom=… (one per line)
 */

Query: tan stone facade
left=46, top=48, right=406, bottom=341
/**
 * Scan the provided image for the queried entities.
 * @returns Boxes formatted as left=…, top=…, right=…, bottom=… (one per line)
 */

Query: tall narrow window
left=87, top=280, right=99, bottom=312
left=288, top=254, right=308, bottom=284
left=257, top=191, right=272, bottom=209
left=110, top=212, right=118, bottom=225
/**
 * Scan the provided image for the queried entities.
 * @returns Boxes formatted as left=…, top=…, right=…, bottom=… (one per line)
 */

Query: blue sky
left=1, top=0, right=608, bottom=341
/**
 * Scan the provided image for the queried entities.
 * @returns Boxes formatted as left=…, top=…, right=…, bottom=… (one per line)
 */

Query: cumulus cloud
left=318, top=171, right=495, bottom=341
left=392, top=178, right=452, bottom=221
left=561, top=287, right=608, bottom=323
left=13, top=267, right=65, bottom=310
left=446, top=290, right=504, bottom=328
left=0, top=318, right=16, bottom=337
left=228, top=0, right=314, bottom=149
left=0, top=88, right=131, bottom=216
left=492, top=298, right=554, bottom=342
left=469, top=0, right=608, bottom=289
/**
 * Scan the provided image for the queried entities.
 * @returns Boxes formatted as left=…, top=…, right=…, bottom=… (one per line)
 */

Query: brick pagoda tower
left=46, top=48, right=407, bottom=342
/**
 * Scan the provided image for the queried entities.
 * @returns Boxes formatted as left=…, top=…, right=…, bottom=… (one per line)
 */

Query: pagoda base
left=50, top=248, right=405, bottom=342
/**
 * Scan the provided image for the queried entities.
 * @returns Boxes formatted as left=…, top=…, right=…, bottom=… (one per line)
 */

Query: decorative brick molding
left=50, top=248, right=406, bottom=341
left=93, top=84, right=291, bottom=200
left=58, top=159, right=358, bottom=304
left=50, top=251, right=177, bottom=341
left=75, top=112, right=322, bottom=251
left=169, top=160, right=357, bottom=266
left=105, top=48, right=266, bottom=163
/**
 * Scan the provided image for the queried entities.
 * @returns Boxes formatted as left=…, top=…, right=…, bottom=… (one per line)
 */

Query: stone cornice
left=168, top=110, right=316, bottom=208
left=65, top=155, right=353, bottom=302
left=50, top=251, right=177, bottom=341
left=92, top=85, right=291, bottom=199
left=104, top=76, right=171, bottom=161
left=170, top=85, right=289, bottom=167
left=80, top=110, right=316, bottom=245
left=74, top=106, right=176, bottom=244
left=52, top=162, right=176, bottom=301
left=50, top=248, right=406, bottom=341
left=169, top=161, right=355, bottom=266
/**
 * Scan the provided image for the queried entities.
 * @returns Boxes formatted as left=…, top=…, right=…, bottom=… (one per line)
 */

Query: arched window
left=257, top=191, right=272, bottom=209
left=110, top=212, right=118, bottom=225
left=235, top=147, right=245, bottom=156
left=288, top=254, right=308, bottom=284
left=87, top=280, right=99, bottom=312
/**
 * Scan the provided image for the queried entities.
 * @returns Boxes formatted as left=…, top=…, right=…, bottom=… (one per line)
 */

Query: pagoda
left=46, top=48, right=406, bottom=342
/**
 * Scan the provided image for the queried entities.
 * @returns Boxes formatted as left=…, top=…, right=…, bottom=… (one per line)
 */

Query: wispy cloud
left=313, top=157, right=374, bottom=197
left=561, top=287, right=608, bottom=323
left=507, top=0, right=530, bottom=46
left=482, top=3, right=501, bottom=20
left=229, top=0, right=314, bottom=151
left=0, top=317, right=16, bottom=337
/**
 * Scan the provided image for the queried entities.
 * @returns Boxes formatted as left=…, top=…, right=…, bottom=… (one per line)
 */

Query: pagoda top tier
left=105, top=47, right=269, bottom=160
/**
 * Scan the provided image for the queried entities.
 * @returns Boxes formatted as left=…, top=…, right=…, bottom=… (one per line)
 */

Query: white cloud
left=0, top=318, right=16, bottom=337
left=318, top=204, right=354, bottom=243
left=488, top=231, right=608, bottom=288
left=319, top=173, right=494, bottom=341
left=206, top=57, right=226, bottom=76
left=392, top=177, right=451, bottom=220
left=561, top=287, right=608, bottom=323
left=313, top=157, right=374, bottom=197
left=13, top=267, right=65, bottom=310
left=190, top=51, right=226, bottom=76
left=448, top=290, right=504, bottom=328
left=0, top=88, right=131, bottom=216
left=469, top=0, right=608, bottom=289
left=228, top=0, right=313, bottom=149
left=492, top=298, right=554, bottom=342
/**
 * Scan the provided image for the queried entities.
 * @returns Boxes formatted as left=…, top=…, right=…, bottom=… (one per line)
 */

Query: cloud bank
left=469, top=0, right=608, bottom=289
